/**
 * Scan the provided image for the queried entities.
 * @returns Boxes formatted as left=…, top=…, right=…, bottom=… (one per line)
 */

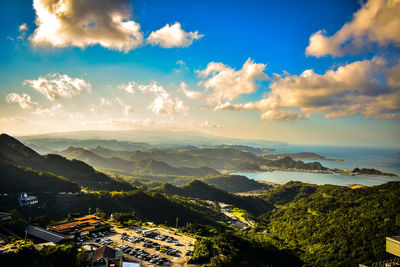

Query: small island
left=264, top=152, right=343, bottom=162
left=351, top=167, right=399, bottom=177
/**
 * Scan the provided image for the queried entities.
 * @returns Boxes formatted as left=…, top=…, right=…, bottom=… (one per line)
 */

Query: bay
left=234, top=170, right=400, bottom=186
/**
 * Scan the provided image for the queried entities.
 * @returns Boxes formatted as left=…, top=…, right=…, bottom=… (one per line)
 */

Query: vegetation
left=352, top=167, right=397, bottom=177
left=152, top=180, right=274, bottom=216
left=1, top=133, right=399, bottom=267
left=183, top=224, right=302, bottom=266
left=256, top=181, right=400, bottom=266
left=0, top=243, right=87, bottom=267
left=0, top=160, right=80, bottom=193
left=58, top=147, right=220, bottom=177
left=201, top=174, right=268, bottom=193
left=264, top=156, right=328, bottom=170
left=0, top=134, right=134, bottom=191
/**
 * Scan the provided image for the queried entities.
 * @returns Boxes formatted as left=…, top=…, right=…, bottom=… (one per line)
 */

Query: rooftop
left=48, top=215, right=100, bottom=231
left=27, top=226, right=65, bottom=243
left=91, top=245, right=117, bottom=261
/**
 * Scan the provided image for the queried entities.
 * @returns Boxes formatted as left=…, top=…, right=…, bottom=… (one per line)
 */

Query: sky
left=0, top=0, right=399, bottom=147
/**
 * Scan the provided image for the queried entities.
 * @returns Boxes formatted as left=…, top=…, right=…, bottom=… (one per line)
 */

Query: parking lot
left=86, top=227, right=195, bottom=266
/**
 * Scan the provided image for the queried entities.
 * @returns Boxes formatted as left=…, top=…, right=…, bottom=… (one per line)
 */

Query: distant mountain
left=84, top=146, right=262, bottom=172
left=208, top=145, right=275, bottom=155
left=265, top=156, right=328, bottom=170
left=57, top=147, right=220, bottom=177
left=153, top=180, right=274, bottom=216
left=264, top=152, right=343, bottom=161
left=201, top=175, right=269, bottom=193
left=20, top=137, right=152, bottom=153
left=0, top=134, right=134, bottom=191
left=18, top=129, right=288, bottom=147
left=0, top=160, right=80, bottom=193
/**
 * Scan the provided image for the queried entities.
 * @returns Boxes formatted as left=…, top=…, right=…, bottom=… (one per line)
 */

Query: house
left=89, top=245, right=123, bottom=267
left=19, top=193, right=38, bottom=207
left=47, top=215, right=102, bottom=239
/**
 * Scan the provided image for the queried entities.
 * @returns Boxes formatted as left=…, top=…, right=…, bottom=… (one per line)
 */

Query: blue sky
left=0, top=0, right=399, bottom=147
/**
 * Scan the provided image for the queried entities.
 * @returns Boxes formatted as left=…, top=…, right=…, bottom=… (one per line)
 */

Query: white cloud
left=115, top=97, right=133, bottom=116
left=179, top=82, right=204, bottom=99
left=100, top=98, right=112, bottom=106
left=6, top=93, right=38, bottom=109
left=174, top=60, right=188, bottom=73
left=33, top=103, right=62, bottom=117
left=24, top=73, right=91, bottom=101
left=200, top=120, right=224, bottom=129
left=214, top=57, right=400, bottom=120
left=30, top=0, right=143, bottom=52
left=120, top=81, right=188, bottom=115
left=197, top=58, right=268, bottom=104
left=19, top=23, right=28, bottom=32
left=6, top=92, right=62, bottom=116
left=147, top=22, right=203, bottom=48
left=306, top=0, right=400, bottom=57
left=118, top=82, right=136, bottom=94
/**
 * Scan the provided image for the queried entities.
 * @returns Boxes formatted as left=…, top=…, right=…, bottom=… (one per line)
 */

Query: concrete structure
left=19, top=193, right=38, bottom=207
left=47, top=215, right=101, bottom=239
left=27, top=225, right=65, bottom=243
left=387, top=236, right=400, bottom=257
left=359, top=236, right=400, bottom=267
left=0, top=212, right=11, bottom=223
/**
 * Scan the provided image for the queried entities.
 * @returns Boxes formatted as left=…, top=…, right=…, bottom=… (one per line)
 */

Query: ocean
left=235, top=145, right=400, bottom=186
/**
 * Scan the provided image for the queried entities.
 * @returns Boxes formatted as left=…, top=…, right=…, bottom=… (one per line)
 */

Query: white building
left=19, top=193, right=38, bottom=207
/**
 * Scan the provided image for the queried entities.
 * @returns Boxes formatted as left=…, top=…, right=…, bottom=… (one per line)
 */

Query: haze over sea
left=236, top=145, right=400, bottom=187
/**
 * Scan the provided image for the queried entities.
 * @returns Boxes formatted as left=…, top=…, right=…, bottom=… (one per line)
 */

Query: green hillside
left=58, top=147, right=220, bottom=177
left=201, top=174, right=268, bottom=193
left=153, top=180, right=274, bottom=216
left=87, top=146, right=262, bottom=171
left=0, top=160, right=80, bottom=193
left=256, top=181, right=400, bottom=266
left=265, top=156, right=328, bottom=170
left=0, top=134, right=133, bottom=191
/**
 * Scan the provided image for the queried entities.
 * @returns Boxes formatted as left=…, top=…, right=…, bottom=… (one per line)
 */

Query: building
left=387, top=236, right=400, bottom=258
left=47, top=215, right=102, bottom=239
left=0, top=212, right=11, bottom=223
left=26, top=225, right=65, bottom=244
left=359, top=236, right=400, bottom=266
left=89, top=245, right=123, bottom=267
left=19, top=193, right=38, bottom=207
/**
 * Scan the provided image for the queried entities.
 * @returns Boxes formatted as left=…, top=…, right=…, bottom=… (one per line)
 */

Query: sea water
left=235, top=145, right=400, bottom=186
left=235, top=170, right=400, bottom=186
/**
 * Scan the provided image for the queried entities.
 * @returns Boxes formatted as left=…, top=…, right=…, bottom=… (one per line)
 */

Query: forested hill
left=201, top=174, right=268, bottom=193
left=153, top=180, right=274, bottom=216
left=57, top=146, right=220, bottom=177
left=264, top=156, right=328, bottom=170
left=256, top=181, right=400, bottom=266
left=0, top=160, right=80, bottom=193
left=0, top=134, right=133, bottom=191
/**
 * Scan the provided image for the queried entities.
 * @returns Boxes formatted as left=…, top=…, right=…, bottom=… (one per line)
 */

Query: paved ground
left=108, top=227, right=196, bottom=267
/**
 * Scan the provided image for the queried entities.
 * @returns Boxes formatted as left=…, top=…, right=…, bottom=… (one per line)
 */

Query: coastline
left=231, top=167, right=399, bottom=179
